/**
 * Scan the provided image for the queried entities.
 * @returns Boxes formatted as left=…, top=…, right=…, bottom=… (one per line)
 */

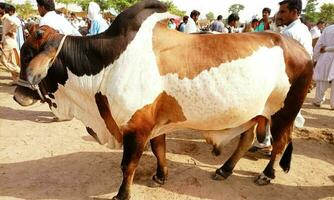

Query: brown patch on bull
left=95, top=92, right=123, bottom=143
left=256, top=117, right=269, bottom=143
left=28, top=48, right=57, bottom=70
left=125, top=91, right=186, bottom=133
left=152, top=22, right=279, bottom=79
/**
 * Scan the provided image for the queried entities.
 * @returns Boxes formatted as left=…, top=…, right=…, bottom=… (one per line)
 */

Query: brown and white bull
left=14, top=0, right=313, bottom=199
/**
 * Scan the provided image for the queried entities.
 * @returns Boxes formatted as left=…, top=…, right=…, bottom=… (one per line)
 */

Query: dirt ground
left=0, top=71, right=333, bottom=200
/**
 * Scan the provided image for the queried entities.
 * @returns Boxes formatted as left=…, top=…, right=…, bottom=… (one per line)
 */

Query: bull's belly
left=162, top=47, right=290, bottom=130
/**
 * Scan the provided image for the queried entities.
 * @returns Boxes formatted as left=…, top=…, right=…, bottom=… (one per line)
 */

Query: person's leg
left=294, top=111, right=305, bottom=128
left=313, top=81, right=328, bottom=106
left=330, top=81, right=334, bottom=109
left=0, top=48, right=20, bottom=83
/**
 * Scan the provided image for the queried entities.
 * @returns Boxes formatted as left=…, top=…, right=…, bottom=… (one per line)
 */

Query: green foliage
left=318, top=3, right=334, bottom=23
left=108, top=0, right=138, bottom=12
left=74, top=0, right=111, bottom=11
left=13, top=0, right=37, bottom=19
left=58, top=0, right=75, bottom=6
left=228, top=4, right=244, bottom=15
left=206, top=12, right=215, bottom=21
left=303, top=0, right=319, bottom=23
left=162, top=0, right=186, bottom=17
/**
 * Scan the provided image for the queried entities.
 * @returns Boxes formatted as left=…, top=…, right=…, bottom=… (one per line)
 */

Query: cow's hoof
left=212, top=169, right=231, bottom=181
left=211, top=147, right=221, bottom=156
left=149, top=175, right=165, bottom=187
left=254, top=173, right=272, bottom=185
left=111, top=196, right=129, bottom=200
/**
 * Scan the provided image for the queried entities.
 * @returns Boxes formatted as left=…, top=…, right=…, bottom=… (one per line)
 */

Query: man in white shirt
left=280, top=0, right=312, bottom=126
left=36, top=0, right=81, bottom=36
left=224, top=13, right=240, bottom=33
left=312, top=24, right=334, bottom=110
left=184, top=10, right=200, bottom=34
left=278, top=0, right=313, bottom=56
left=310, top=21, right=325, bottom=39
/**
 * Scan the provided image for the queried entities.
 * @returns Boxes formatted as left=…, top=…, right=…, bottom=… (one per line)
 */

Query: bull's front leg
left=113, top=130, right=150, bottom=200
left=150, top=134, right=168, bottom=186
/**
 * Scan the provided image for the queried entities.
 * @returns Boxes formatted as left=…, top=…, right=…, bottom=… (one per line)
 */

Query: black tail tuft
left=279, top=142, right=293, bottom=173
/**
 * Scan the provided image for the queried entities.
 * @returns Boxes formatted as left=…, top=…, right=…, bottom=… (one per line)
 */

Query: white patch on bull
left=162, top=46, right=290, bottom=131
left=49, top=68, right=121, bottom=148
left=99, top=12, right=170, bottom=125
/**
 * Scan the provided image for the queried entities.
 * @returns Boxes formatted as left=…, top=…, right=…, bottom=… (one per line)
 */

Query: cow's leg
left=255, top=68, right=311, bottom=185
left=150, top=134, right=168, bottom=186
left=113, top=130, right=149, bottom=200
left=255, top=125, right=292, bottom=185
left=213, top=126, right=255, bottom=180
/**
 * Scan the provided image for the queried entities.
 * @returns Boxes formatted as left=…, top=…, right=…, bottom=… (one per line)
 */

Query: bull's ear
left=35, top=29, right=44, bottom=39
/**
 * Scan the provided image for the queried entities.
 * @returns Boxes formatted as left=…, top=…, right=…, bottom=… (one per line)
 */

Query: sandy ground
left=0, top=71, right=333, bottom=200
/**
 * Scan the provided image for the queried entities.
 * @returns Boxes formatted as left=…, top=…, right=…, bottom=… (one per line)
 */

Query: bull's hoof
left=112, top=196, right=130, bottom=200
left=254, top=173, right=272, bottom=185
left=212, top=168, right=232, bottom=181
left=149, top=175, right=166, bottom=187
left=211, top=147, right=221, bottom=156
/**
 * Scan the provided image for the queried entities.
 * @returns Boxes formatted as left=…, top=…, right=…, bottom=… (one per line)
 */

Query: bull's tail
left=279, top=141, right=293, bottom=172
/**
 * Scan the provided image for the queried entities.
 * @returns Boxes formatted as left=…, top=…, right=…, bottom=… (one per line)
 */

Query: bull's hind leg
left=150, top=134, right=168, bottom=186
left=213, top=126, right=255, bottom=180
left=255, top=121, right=293, bottom=185
left=255, top=67, right=312, bottom=185
left=113, top=129, right=150, bottom=200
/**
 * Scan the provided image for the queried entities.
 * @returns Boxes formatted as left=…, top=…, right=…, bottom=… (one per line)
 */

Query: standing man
left=224, top=13, right=240, bottom=33
left=255, top=7, right=272, bottom=32
left=278, top=0, right=313, bottom=56
left=310, top=20, right=325, bottom=47
left=87, top=2, right=109, bottom=35
left=184, top=10, right=200, bottom=34
left=0, top=3, right=20, bottom=84
left=178, top=16, right=188, bottom=32
left=279, top=0, right=313, bottom=123
left=7, top=5, right=24, bottom=50
left=210, top=15, right=225, bottom=32
left=312, top=24, right=334, bottom=110
left=278, top=0, right=312, bottom=125
left=36, top=0, right=81, bottom=35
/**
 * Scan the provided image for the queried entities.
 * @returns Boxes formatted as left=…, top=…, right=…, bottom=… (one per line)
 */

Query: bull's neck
left=58, top=35, right=116, bottom=77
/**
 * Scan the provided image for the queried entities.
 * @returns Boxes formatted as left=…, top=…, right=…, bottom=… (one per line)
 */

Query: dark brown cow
left=13, top=0, right=313, bottom=199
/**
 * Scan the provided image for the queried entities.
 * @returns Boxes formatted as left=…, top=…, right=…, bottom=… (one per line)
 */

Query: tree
left=14, top=0, right=37, bottom=19
left=162, top=1, right=186, bottom=17
left=303, top=0, right=319, bottom=23
left=206, top=12, right=215, bottom=21
left=318, top=3, right=334, bottom=23
left=75, top=0, right=114, bottom=11
left=228, top=4, right=244, bottom=15
left=58, top=0, right=76, bottom=7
